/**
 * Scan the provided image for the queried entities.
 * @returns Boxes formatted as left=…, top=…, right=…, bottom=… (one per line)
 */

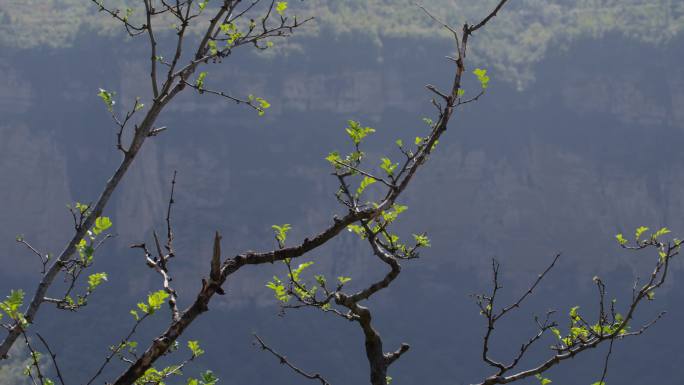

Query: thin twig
left=495, top=254, right=561, bottom=321
left=36, top=333, right=66, bottom=385
left=253, top=334, right=332, bottom=385
left=597, top=339, right=614, bottom=385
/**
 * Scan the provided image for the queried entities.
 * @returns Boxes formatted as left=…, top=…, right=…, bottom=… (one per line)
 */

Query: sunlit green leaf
left=337, top=276, right=352, bottom=284
left=272, top=224, right=291, bottom=246
left=188, top=340, right=205, bottom=357
left=635, top=226, right=649, bottom=240
left=276, top=1, right=288, bottom=15
left=97, top=88, right=116, bottom=112
left=196, top=72, right=207, bottom=90
left=345, top=120, right=375, bottom=145
left=473, top=68, right=490, bottom=89
left=356, top=176, right=377, bottom=197
left=87, top=272, right=108, bottom=291
left=380, top=158, right=398, bottom=177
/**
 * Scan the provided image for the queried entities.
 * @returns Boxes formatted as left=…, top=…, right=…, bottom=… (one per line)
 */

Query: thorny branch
left=86, top=313, right=151, bottom=385
left=131, top=171, right=181, bottom=321
left=474, top=257, right=560, bottom=378
left=250, top=2, right=515, bottom=385
left=473, top=235, right=678, bottom=385
left=36, top=333, right=66, bottom=385
left=0, top=0, right=310, bottom=359
left=15, top=237, right=49, bottom=274
left=249, top=3, right=516, bottom=385
left=3, top=2, right=676, bottom=385
left=254, top=334, right=332, bottom=385
left=20, top=330, right=44, bottom=385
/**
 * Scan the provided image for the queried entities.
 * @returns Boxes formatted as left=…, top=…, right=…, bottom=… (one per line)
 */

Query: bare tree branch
left=36, top=333, right=66, bottom=385
left=0, top=0, right=311, bottom=359
left=254, top=334, right=332, bottom=385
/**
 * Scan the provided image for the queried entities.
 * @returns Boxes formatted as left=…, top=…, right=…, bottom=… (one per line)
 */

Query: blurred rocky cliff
left=1, top=1, right=683, bottom=384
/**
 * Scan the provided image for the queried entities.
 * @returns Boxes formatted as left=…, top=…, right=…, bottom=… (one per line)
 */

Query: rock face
left=0, top=122, right=72, bottom=275
left=0, top=33, right=683, bottom=385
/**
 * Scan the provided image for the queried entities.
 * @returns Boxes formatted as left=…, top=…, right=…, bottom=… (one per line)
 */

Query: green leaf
left=201, top=370, right=219, bottom=385
left=290, top=261, right=314, bottom=282
left=0, top=290, right=25, bottom=319
left=569, top=305, right=580, bottom=321
left=473, top=68, right=490, bottom=89
left=325, top=152, right=342, bottom=168
left=635, top=226, right=649, bottom=240
left=220, top=23, right=236, bottom=34
left=535, top=374, right=552, bottom=385
left=272, top=224, right=292, bottom=246
left=96, top=216, right=112, bottom=230
left=122, top=7, right=133, bottom=22
left=356, top=176, right=377, bottom=197
left=659, top=250, right=668, bottom=261
left=188, top=340, right=205, bottom=357
left=413, top=233, right=431, bottom=247
left=266, top=276, right=290, bottom=302
left=196, top=72, right=207, bottom=90
left=314, top=275, right=327, bottom=286
left=208, top=40, right=218, bottom=55
left=380, top=158, right=398, bottom=177
left=257, top=97, right=270, bottom=109
left=345, top=120, right=375, bottom=145
left=653, top=227, right=671, bottom=239
left=93, top=216, right=112, bottom=235
left=137, top=302, right=149, bottom=314
left=252, top=96, right=271, bottom=116
left=615, top=233, right=627, bottom=245
left=380, top=204, right=407, bottom=224
left=591, top=382, right=605, bottom=385
left=275, top=1, right=288, bottom=15
left=146, top=290, right=169, bottom=313
left=570, top=326, right=589, bottom=340
left=346, top=224, right=366, bottom=238
left=87, top=272, right=108, bottom=291
left=125, top=341, right=138, bottom=353
left=97, top=88, right=116, bottom=112
left=337, top=276, right=352, bottom=284
left=75, top=202, right=89, bottom=214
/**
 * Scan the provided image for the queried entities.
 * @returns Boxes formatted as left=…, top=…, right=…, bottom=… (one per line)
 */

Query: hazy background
left=1, top=1, right=683, bottom=384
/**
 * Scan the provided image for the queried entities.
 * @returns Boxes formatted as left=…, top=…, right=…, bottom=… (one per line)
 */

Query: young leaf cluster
left=0, top=290, right=27, bottom=329
left=53, top=215, right=113, bottom=311
left=130, top=290, right=169, bottom=321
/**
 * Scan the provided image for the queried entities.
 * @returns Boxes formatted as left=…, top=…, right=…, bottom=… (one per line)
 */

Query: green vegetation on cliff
left=1, top=0, right=682, bottom=85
